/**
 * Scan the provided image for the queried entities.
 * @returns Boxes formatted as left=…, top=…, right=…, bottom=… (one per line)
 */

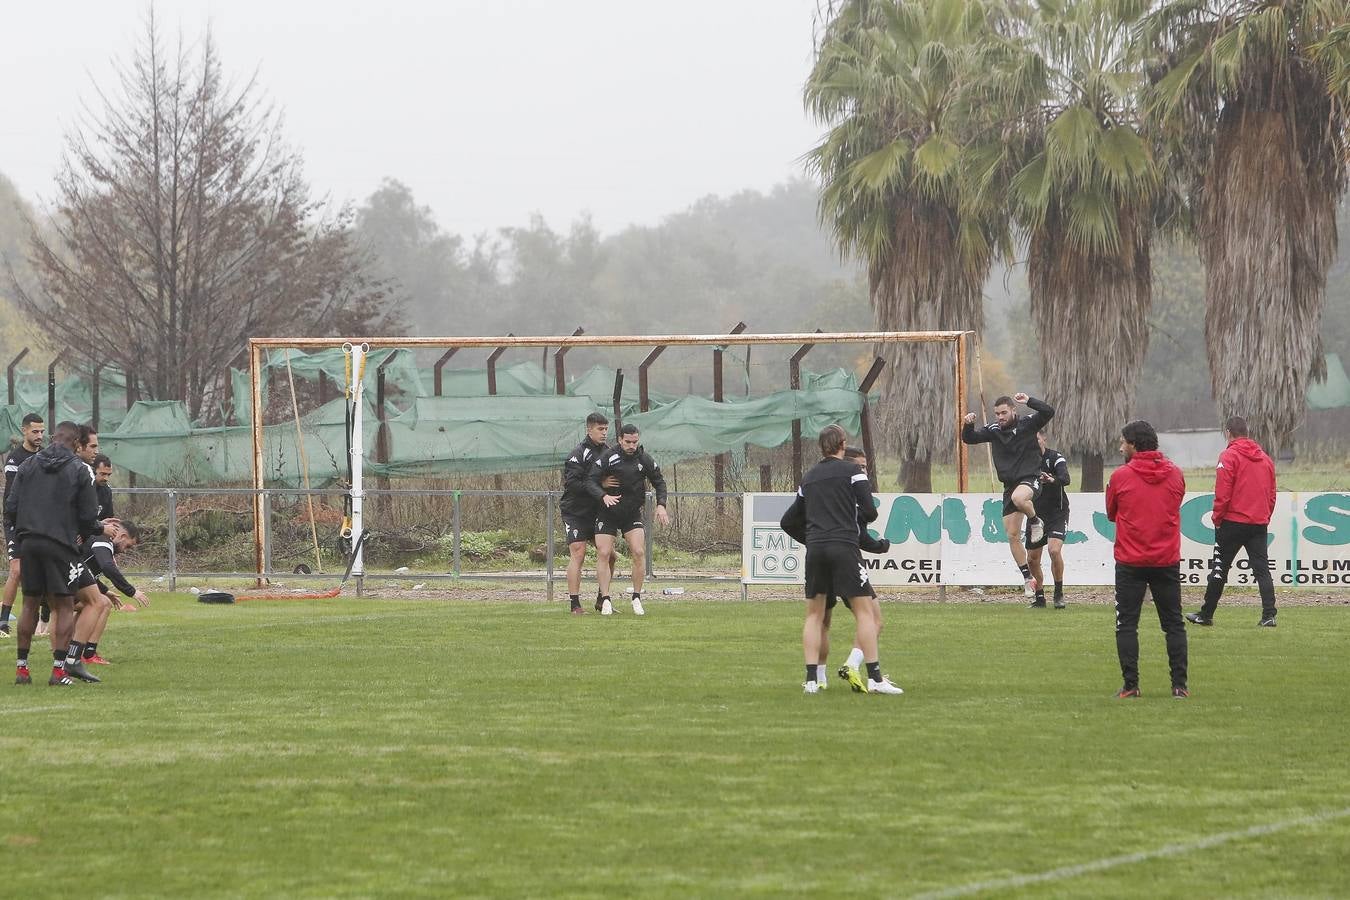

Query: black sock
left=632, top=591, right=640, bottom=602
left=1035, top=590, right=1046, bottom=601
left=52, top=650, right=65, bottom=669
left=65, top=642, right=83, bottom=665
left=806, top=664, right=817, bottom=683
left=1018, top=564, right=1032, bottom=579
left=40, top=604, right=50, bottom=623
left=1054, top=581, right=1063, bottom=597
left=866, top=662, right=882, bottom=683
left=0, top=604, right=10, bottom=624
left=84, top=643, right=98, bottom=659
left=569, top=594, right=580, bottom=608
left=17, top=650, right=28, bottom=668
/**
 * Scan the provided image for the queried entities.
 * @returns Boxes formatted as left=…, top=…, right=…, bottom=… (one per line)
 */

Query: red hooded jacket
left=1106, top=450, right=1186, bottom=566
left=1212, top=437, right=1276, bottom=526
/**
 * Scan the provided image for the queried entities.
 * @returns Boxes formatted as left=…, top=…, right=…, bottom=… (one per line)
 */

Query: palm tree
left=1143, top=0, right=1350, bottom=452
left=806, top=0, right=1039, bottom=490
left=1009, top=0, right=1164, bottom=490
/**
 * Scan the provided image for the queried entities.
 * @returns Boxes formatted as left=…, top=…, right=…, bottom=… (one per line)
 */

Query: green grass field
left=3, top=596, right=1348, bottom=898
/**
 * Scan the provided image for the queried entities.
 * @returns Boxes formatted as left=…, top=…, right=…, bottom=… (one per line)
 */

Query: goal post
left=247, top=331, right=972, bottom=586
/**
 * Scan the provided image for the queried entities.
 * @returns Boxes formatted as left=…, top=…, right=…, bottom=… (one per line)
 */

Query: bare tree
left=9, top=13, right=400, bottom=423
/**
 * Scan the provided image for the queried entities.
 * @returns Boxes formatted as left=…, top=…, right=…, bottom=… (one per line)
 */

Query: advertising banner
left=742, top=492, right=1350, bottom=587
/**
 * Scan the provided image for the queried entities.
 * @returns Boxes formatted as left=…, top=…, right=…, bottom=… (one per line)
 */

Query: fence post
left=261, top=490, right=273, bottom=578
left=546, top=492, right=555, bottom=602
left=452, top=490, right=462, bottom=578
left=645, top=491, right=655, bottom=580
left=166, top=490, right=178, bottom=591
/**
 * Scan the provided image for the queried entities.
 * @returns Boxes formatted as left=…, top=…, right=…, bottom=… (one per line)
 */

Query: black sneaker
left=1258, top=617, right=1277, bottom=628
left=1028, top=597, right=1047, bottom=608
left=64, top=661, right=101, bottom=683
left=1185, top=613, right=1212, bottom=626
left=0, top=622, right=10, bottom=637
left=1053, top=594, right=1066, bottom=609
left=48, top=669, right=74, bottom=686
left=593, top=596, right=604, bottom=613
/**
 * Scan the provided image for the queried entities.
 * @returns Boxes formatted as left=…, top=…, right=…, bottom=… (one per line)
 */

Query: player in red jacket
left=1186, top=416, right=1278, bottom=627
left=1105, top=420, right=1189, bottom=699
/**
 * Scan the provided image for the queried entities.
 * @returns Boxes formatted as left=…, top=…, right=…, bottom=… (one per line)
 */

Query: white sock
left=846, top=647, right=864, bottom=669
left=816, top=664, right=828, bottom=682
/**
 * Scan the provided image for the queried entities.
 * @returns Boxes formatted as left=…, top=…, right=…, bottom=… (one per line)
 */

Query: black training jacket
left=3, top=444, right=37, bottom=502
left=586, top=445, right=668, bottom=510
left=96, top=482, right=115, bottom=520
left=781, top=456, right=877, bottom=548
left=83, top=538, right=137, bottom=597
left=560, top=436, right=609, bottom=518
left=1034, top=446, right=1072, bottom=515
left=3, top=443, right=101, bottom=554
left=961, top=396, right=1055, bottom=484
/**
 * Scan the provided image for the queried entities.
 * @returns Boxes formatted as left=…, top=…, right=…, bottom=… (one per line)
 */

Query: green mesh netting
left=1308, top=353, right=1350, bottom=410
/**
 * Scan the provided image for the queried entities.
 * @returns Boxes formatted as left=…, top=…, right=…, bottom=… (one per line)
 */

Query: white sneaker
left=601, top=598, right=613, bottom=616
left=631, top=598, right=645, bottom=616
left=803, top=681, right=820, bottom=694
left=1023, top=577, right=1038, bottom=598
left=1027, top=517, right=1045, bottom=545
left=866, top=676, right=904, bottom=695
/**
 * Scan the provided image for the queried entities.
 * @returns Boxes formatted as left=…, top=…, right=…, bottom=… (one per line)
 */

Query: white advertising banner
left=741, top=492, right=1350, bottom=588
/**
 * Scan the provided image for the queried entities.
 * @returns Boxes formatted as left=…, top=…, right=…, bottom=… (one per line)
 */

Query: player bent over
left=72, top=520, right=150, bottom=667
left=961, top=392, right=1055, bottom=597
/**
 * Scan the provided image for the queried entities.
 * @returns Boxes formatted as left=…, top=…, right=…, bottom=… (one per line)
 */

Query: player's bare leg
left=802, top=595, right=828, bottom=692
left=594, top=534, right=616, bottom=614
left=624, top=528, right=647, bottom=615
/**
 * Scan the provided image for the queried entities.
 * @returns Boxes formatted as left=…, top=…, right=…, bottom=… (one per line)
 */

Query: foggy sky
left=0, top=0, right=828, bottom=236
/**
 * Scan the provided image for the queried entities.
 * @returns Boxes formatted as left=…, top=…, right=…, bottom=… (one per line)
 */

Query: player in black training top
left=92, top=453, right=115, bottom=520
left=780, top=425, right=902, bottom=696
left=0, top=413, right=45, bottom=638
left=72, top=520, right=150, bottom=666
left=961, top=392, right=1055, bottom=597
left=560, top=412, right=614, bottom=614
left=586, top=423, right=669, bottom=616
left=1027, top=432, right=1071, bottom=609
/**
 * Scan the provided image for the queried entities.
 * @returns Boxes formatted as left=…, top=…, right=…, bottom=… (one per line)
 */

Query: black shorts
left=562, top=515, right=596, bottom=545
left=1037, top=509, right=1068, bottom=541
left=18, top=536, right=82, bottom=598
left=1002, top=479, right=1042, bottom=516
left=826, top=579, right=877, bottom=610
left=805, top=543, right=870, bottom=602
left=72, top=565, right=98, bottom=591
left=5, top=524, right=16, bottom=562
left=595, top=506, right=644, bottom=537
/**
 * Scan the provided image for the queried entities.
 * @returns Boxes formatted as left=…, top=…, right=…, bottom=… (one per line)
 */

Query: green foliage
left=2, top=599, right=1347, bottom=895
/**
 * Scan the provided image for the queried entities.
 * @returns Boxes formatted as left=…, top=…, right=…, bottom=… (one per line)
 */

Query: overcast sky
left=1, top=0, right=828, bottom=236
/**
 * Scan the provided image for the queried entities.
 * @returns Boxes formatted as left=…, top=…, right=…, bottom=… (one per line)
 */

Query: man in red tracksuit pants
left=1106, top=420, right=1189, bottom=699
left=1186, top=416, right=1278, bottom=627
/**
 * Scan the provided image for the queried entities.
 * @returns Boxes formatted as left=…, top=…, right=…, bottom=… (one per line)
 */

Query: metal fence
left=111, top=486, right=747, bottom=598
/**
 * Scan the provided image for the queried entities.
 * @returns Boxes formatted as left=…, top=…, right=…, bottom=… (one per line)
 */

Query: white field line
left=914, top=806, right=1350, bottom=899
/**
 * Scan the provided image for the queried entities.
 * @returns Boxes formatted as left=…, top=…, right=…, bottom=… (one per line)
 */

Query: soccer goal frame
left=246, top=331, right=972, bottom=584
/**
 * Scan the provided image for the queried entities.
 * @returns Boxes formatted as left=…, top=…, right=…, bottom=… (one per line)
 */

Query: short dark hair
left=620, top=423, right=639, bottom=436
left=586, top=412, right=609, bottom=427
left=93, top=454, right=112, bottom=469
left=1224, top=416, right=1249, bottom=437
left=993, top=395, right=1014, bottom=409
left=819, top=424, right=847, bottom=457
left=843, top=446, right=865, bottom=459
left=119, top=520, right=141, bottom=541
left=1121, top=420, right=1159, bottom=452
left=53, top=421, right=81, bottom=448
left=21, top=413, right=43, bottom=427
left=77, top=423, right=98, bottom=447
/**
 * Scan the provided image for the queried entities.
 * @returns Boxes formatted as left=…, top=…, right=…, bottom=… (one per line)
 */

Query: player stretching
left=587, top=424, right=670, bottom=616
left=962, top=393, right=1055, bottom=597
